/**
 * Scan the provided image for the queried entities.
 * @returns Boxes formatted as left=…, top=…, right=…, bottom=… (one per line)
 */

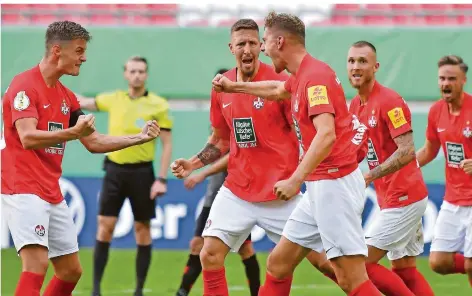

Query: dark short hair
left=45, top=20, right=91, bottom=52
left=352, top=41, right=377, bottom=53
left=216, top=68, right=229, bottom=75
left=231, top=19, right=259, bottom=34
left=124, top=56, right=148, bottom=72
left=264, top=11, right=305, bottom=45
left=438, top=55, right=468, bottom=73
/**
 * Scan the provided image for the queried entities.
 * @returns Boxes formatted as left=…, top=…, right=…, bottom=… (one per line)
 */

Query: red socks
left=15, top=272, right=45, bottom=296
left=258, top=272, right=293, bottom=296
left=202, top=268, right=228, bottom=296
left=453, top=253, right=466, bottom=274
left=366, top=263, right=415, bottom=296
left=43, top=275, right=78, bottom=296
left=349, top=279, right=382, bottom=296
left=393, top=267, right=434, bottom=296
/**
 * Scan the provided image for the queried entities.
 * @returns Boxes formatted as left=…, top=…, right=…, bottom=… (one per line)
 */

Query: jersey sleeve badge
left=387, top=107, right=407, bottom=129
left=308, top=85, right=329, bottom=107
left=13, top=91, right=30, bottom=111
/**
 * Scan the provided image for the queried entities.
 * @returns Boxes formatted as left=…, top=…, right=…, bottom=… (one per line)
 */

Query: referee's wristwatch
left=157, top=177, right=167, bottom=184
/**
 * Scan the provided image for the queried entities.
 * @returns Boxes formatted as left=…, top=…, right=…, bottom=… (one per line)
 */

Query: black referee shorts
left=98, top=158, right=156, bottom=221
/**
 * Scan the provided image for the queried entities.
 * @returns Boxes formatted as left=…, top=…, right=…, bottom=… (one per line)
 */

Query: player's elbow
left=322, top=129, right=336, bottom=148
left=19, top=132, right=38, bottom=150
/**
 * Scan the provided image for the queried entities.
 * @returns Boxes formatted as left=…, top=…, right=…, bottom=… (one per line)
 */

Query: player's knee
left=190, top=237, right=204, bottom=254
left=238, top=242, right=255, bottom=260
left=266, top=251, right=292, bottom=279
left=20, top=245, right=49, bottom=275
left=97, top=216, right=117, bottom=242
left=134, top=221, right=151, bottom=245
left=200, top=245, right=225, bottom=269
left=56, top=263, right=83, bottom=282
left=429, top=253, right=453, bottom=275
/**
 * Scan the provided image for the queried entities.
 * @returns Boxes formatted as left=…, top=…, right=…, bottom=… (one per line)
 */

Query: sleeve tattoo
left=197, top=143, right=222, bottom=165
left=368, top=131, right=416, bottom=180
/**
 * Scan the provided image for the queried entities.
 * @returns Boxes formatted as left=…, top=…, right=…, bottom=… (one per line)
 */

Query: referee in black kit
left=78, top=56, right=173, bottom=296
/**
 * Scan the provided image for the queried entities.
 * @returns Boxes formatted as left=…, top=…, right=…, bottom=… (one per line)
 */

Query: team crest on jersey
left=61, top=99, right=70, bottom=115
left=463, top=126, right=472, bottom=138
left=35, top=225, right=46, bottom=237
left=253, top=97, right=264, bottom=109
left=368, top=115, right=377, bottom=128
left=13, top=91, right=30, bottom=111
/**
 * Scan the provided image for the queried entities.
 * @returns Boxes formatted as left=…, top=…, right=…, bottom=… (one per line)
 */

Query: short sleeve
left=426, top=105, right=439, bottom=143
left=306, top=74, right=336, bottom=118
left=66, top=89, right=80, bottom=112
left=381, top=95, right=412, bottom=139
left=155, top=101, right=173, bottom=130
left=95, top=91, right=116, bottom=112
left=10, top=87, right=39, bottom=124
left=209, top=89, right=230, bottom=139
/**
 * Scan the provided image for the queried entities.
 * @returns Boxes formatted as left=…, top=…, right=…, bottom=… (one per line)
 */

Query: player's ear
left=374, top=62, right=380, bottom=73
left=228, top=42, right=235, bottom=55
left=276, top=36, right=284, bottom=50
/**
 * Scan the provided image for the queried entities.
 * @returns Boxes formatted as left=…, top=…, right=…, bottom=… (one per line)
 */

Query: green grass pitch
left=1, top=248, right=468, bottom=295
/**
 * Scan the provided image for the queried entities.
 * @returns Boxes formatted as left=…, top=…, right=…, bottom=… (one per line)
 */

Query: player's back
left=350, top=81, right=428, bottom=209
left=210, top=62, right=299, bottom=202
left=288, top=54, right=366, bottom=181
left=1, top=65, right=79, bottom=203
left=427, top=93, right=472, bottom=205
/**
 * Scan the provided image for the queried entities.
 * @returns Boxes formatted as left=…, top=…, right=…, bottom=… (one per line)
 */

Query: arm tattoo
left=368, top=132, right=416, bottom=181
left=197, top=143, right=222, bottom=165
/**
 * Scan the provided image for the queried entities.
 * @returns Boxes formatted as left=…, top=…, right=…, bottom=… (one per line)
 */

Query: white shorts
left=202, top=185, right=302, bottom=252
left=283, top=168, right=368, bottom=260
left=1, top=194, right=79, bottom=259
left=430, top=200, right=472, bottom=258
left=365, top=198, right=427, bottom=261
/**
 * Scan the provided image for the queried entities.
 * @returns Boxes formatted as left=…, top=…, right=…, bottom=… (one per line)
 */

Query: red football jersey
left=350, top=81, right=428, bottom=209
left=426, top=93, right=472, bottom=206
left=284, top=54, right=367, bottom=181
left=210, top=62, right=298, bottom=202
left=1, top=65, right=80, bottom=204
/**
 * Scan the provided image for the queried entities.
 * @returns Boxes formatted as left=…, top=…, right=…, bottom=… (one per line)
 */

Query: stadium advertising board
left=1, top=177, right=446, bottom=256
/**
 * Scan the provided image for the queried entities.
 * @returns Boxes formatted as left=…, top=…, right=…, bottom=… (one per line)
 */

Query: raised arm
left=212, top=74, right=290, bottom=101
left=80, top=119, right=159, bottom=154
left=171, top=127, right=230, bottom=179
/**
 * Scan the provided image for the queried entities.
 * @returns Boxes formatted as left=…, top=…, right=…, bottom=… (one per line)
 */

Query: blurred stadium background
left=1, top=3, right=472, bottom=295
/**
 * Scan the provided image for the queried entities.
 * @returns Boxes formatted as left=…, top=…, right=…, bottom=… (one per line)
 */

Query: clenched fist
left=140, top=120, right=160, bottom=143
left=212, top=74, right=234, bottom=93
left=170, top=158, right=193, bottom=179
left=74, top=114, right=96, bottom=137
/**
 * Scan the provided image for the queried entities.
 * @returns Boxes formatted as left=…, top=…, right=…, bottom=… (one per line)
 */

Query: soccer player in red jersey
left=213, top=12, right=379, bottom=296
left=171, top=19, right=333, bottom=296
left=1, top=21, right=159, bottom=296
left=416, top=55, right=472, bottom=286
left=348, top=41, right=434, bottom=296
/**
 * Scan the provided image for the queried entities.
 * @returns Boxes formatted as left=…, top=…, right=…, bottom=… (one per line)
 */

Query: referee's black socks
left=242, top=254, right=261, bottom=296
left=135, top=244, right=152, bottom=296
left=177, top=254, right=202, bottom=296
left=93, top=240, right=111, bottom=295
